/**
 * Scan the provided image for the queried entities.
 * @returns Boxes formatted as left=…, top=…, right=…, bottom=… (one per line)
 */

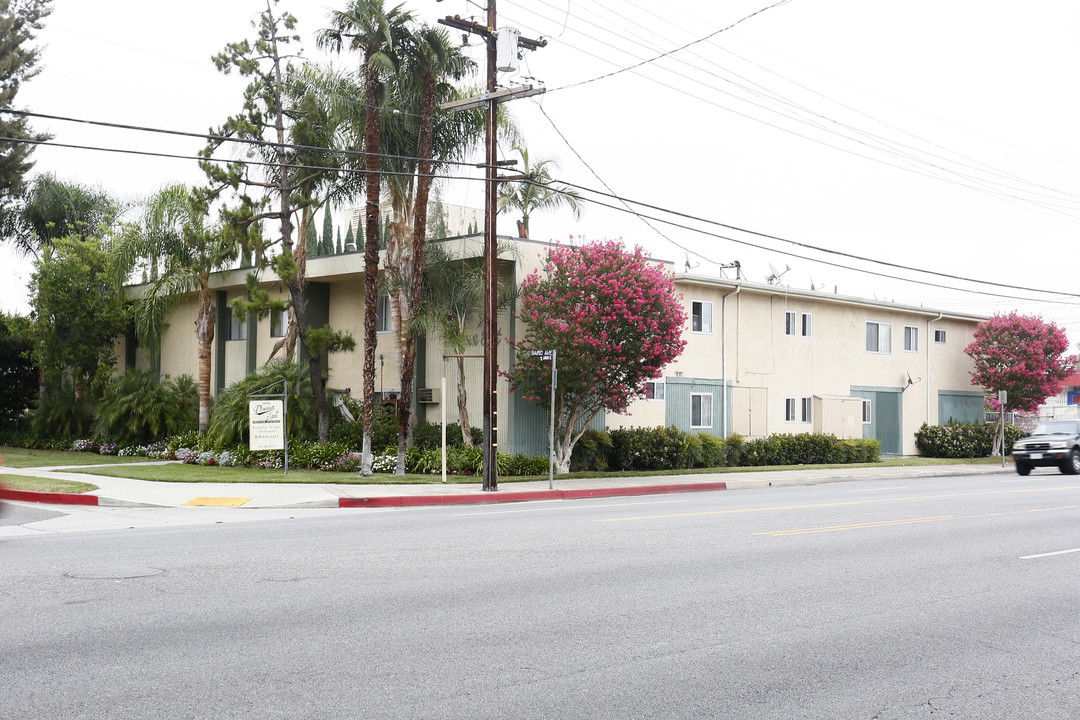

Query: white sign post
left=531, top=349, right=557, bottom=490
left=248, top=378, right=289, bottom=474
left=998, top=390, right=1007, bottom=468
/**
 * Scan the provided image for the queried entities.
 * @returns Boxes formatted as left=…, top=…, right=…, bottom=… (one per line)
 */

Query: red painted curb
left=0, top=487, right=99, bottom=506
left=339, top=482, right=727, bottom=508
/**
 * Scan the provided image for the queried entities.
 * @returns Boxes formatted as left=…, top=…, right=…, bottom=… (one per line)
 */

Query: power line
left=531, top=176, right=1080, bottom=303
left=506, top=3, right=1080, bottom=222
left=0, top=135, right=494, bottom=185
left=0, top=109, right=497, bottom=172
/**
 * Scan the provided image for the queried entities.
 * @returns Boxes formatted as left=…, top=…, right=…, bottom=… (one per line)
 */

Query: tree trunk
left=360, top=51, right=381, bottom=477
left=195, top=275, right=215, bottom=434
left=395, top=72, right=440, bottom=474
left=457, top=357, right=472, bottom=447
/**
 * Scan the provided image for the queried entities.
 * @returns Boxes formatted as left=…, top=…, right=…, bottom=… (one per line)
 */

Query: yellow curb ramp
left=183, top=496, right=252, bottom=507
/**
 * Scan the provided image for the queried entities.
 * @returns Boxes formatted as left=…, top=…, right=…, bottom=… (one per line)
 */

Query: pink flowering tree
left=507, top=240, right=687, bottom=473
left=964, top=312, right=1077, bottom=451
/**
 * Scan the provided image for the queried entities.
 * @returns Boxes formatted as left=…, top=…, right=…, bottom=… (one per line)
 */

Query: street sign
left=530, top=349, right=554, bottom=361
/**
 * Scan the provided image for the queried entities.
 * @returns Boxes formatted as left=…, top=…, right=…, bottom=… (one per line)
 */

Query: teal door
left=852, top=386, right=903, bottom=456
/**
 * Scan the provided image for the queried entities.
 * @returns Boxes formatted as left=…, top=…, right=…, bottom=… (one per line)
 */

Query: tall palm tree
left=120, top=184, right=236, bottom=434
left=497, top=144, right=583, bottom=238
left=380, top=24, right=480, bottom=473
left=319, top=0, right=413, bottom=475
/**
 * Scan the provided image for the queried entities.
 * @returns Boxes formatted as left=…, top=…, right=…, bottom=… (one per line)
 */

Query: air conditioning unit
left=417, top=387, right=441, bottom=404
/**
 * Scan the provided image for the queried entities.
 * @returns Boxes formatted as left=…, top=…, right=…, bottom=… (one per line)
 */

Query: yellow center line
left=595, top=486, right=1080, bottom=523
left=755, top=504, right=1080, bottom=536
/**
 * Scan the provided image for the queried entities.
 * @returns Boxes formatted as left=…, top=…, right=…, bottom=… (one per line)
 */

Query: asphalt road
left=3, top=471, right=1080, bottom=719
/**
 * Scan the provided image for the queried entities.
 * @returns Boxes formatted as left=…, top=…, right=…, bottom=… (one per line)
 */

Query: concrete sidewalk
left=0, top=461, right=1014, bottom=509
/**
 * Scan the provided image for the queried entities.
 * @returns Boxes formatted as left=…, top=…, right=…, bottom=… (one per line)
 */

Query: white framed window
left=861, top=399, right=872, bottom=424
left=226, top=306, right=247, bottom=341
left=934, top=329, right=947, bottom=344
left=785, top=397, right=797, bottom=422
left=904, top=325, right=918, bottom=353
left=270, top=307, right=289, bottom=338
left=691, top=393, right=713, bottom=428
left=785, top=311, right=796, bottom=337
left=800, top=396, right=813, bottom=423
left=644, top=380, right=665, bottom=401
left=866, top=321, right=892, bottom=354
left=691, top=300, right=713, bottom=334
left=801, top=312, right=812, bottom=338
left=376, top=294, right=391, bottom=333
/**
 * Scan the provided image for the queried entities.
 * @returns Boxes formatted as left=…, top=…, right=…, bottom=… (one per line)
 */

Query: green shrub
left=915, top=421, right=1024, bottom=458
left=609, top=426, right=697, bottom=471
left=288, top=441, right=350, bottom=470
left=206, top=360, right=317, bottom=450
left=698, top=433, right=727, bottom=468
left=570, top=429, right=612, bottom=471
left=446, top=444, right=483, bottom=475
left=92, top=370, right=197, bottom=445
left=503, top=453, right=547, bottom=476
left=329, top=404, right=398, bottom=453
left=30, top=379, right=95, bottom=441
left=724, top=433, right=745, bottom=466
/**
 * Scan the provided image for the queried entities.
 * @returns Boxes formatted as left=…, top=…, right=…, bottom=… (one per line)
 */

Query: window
left=378, top=295, right=393, bottom=332
left=225, top=306, right=247, bottom=341
left=865, top=321, right=892, bottom=354
left=691, top=300, right=713, bottom=334
left=801, top=312, right=812, bottom=338
left=785, top=397, right=796, bottom=422
left=785, top=311, right=796, bottom=337
left=271, top=307, right=288, bottom=338
left=800, top=396, right=813, bottom=423
left=903, top=325, right=918, bottom=353
left=691, top=393, right=713, bottom=428
left=861, top=399, right=872, bottom=424
left=934, top=329, right=947, bottom=344
left=644, top=380, right=665, bottom=401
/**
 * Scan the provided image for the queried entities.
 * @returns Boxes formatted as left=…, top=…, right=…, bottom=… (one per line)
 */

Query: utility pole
left=439, top=8, right=546, bottom=492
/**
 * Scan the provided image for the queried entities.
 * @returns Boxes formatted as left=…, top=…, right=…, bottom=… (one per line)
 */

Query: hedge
left=915, top=421, right=1025, bottom=458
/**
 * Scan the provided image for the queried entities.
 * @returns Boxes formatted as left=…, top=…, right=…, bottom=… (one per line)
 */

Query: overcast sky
left=4, top=0, right=1079, bottom=348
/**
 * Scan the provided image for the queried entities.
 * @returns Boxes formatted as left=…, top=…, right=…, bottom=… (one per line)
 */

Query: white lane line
left=1020, top=547, right=1080, bottom=560
left=847, top=486, right=908, bottom=493
left=451, top=499, right=690, bottom=516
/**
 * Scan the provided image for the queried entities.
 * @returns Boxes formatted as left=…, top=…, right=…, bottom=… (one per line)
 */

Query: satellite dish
left=766, top=263, right=790, bottom=285
left=809, top=275, right=825, bottom=291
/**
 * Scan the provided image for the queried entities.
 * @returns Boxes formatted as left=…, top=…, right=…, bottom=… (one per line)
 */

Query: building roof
left=674, top=273, right=987, bottom=323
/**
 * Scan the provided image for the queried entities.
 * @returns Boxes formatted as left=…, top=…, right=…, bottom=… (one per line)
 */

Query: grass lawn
left=61, top=454, right=1004, bottom=485
left=1, top=474, right=99, bottom=494
left=0, top=446, right=155, bottom=469
left=68, top=463, right=496, bottom=484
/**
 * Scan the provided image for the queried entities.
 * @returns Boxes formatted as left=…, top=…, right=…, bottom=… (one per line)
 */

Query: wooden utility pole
left=439, top=10, right=546, bottom=492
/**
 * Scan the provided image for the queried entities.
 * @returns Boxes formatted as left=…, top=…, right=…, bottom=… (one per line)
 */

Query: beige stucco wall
left=653, top=280, right=982, bottom=454
left=157, top=294, right=203, bottom=381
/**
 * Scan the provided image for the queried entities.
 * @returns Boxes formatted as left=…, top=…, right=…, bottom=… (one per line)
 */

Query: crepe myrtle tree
left=507, top=240, right=687, bottom=473
left=965, top=312, right=1078, bottom=453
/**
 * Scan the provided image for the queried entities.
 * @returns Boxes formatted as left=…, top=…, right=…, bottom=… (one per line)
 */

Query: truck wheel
left=1015, top=462, right=1031, bottom=476
left=1063, top=449, right=1080, bottom=476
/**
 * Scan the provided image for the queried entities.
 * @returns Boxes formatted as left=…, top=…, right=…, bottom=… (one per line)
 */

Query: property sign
left=249, top=400, right=285, bottom=451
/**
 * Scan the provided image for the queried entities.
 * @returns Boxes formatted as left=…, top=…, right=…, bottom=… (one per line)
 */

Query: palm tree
left=411, top=241, right=518, bottom=447
left=120, top=184, right=236, bottom=434
left=379, top=24, right=481, bottom=473
left=319, top=0, right=413, bottom=475
left=497, top=144, right=583, bottom=238
left=8, top=173, right=118, bottom=257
